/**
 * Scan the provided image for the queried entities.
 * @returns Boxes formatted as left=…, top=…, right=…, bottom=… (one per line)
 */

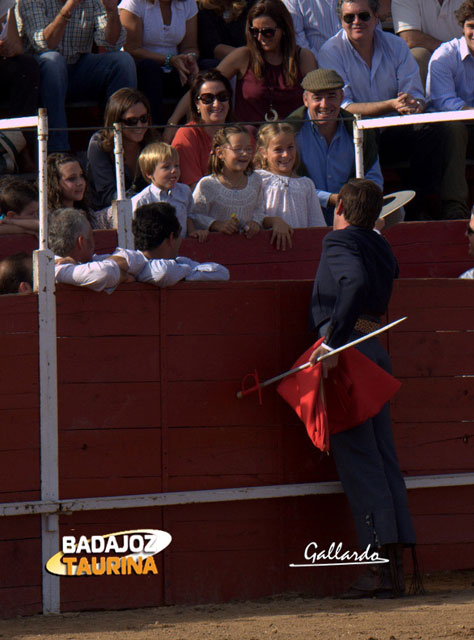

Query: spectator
left=318, top=0, right=458, bottom=220
left=426, top=0, right=474, bottom=218
left=87, top=88, right=154, bottom=211
left=119, top=201, right=229, bottom=286
left=48, top=207, right=144, bottom=292
left=16, top=0, right=137, bottom=152
left=287, top=68, right=382, bottom=224
left=171, top=69, right=234, bottom=189
left=118, top=0, right=199, bottom=125
left=48, top=153, right=112, bottom=229
left=166, top=0, right=317, bottom=129
left=281, top=0, right=341, bottom=56
left=0, top=177, right=39, bottom=236
left=0, top=4, right=40, bottom=170
left=132, top=142, right=207, bottom=241
left=0, top=251, right=33, bottom=294
left=192, top=124, right=264, bottom=236
left=459, top=217, right=474, bottom=278
left=254, top=122, right=326, bottom=239
left=197, top=0, right=256, bottom=64
left=392, top=0, right=464, bottom=84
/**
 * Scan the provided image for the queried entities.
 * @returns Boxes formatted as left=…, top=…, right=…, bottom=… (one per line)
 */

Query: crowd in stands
left=1, top=0, right=474, bottom=293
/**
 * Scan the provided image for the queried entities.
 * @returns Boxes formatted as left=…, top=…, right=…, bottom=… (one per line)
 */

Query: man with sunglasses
left=16, top=0, right=137, bottom=152
left=317, top=0, right=465, bottom=221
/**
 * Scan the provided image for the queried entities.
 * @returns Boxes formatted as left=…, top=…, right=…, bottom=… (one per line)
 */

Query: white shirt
left=459, top=267, right=474, bottom=279
left=192, top=173, right=266, bottom=231
left=392, top=0, right=463, bottom=43
left=131, top=251, right=229, bottom=287
left=256, top=170, right=326, bottom=228
left=281, top=0, right=340, bottom=56
left=131, top=182, right=192, bottom=237
left=54, top=249, right=147, bottom=293
left=118, top=0, right=197, bottom=56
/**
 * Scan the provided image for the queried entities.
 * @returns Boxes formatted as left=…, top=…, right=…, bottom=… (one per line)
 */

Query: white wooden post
left=353, top=113, right=364, bottom=179
left=35, top=108, right=60, bottom=614
left=113, top=122, right=134, bottom=249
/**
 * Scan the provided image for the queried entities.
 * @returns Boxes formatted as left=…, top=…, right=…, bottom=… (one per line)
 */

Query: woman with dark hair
left=87, top=88, right=155, bottom=211
left=172, top=69, right=234, bottom=188
left=197, top=0, right=256, bottom=63
left=227, top=0, right=317, bottom=122
left=118, top=0, right=199, bottom=124
left=166, top=0, right=317, bottom=130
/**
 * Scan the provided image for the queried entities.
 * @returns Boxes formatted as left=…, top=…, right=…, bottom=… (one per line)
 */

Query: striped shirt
left=16, top=0, right=125, bottom=64
left=281, top=0, right=340, bottom=56
left=427, top=37, right=474, bottom=111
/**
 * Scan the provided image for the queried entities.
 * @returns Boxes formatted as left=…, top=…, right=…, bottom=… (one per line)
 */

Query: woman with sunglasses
left=165, top=0, right=317, bottom=133
left=172, top=70, right=234, bottom=188
left=87, top=88, right=156, bottom=211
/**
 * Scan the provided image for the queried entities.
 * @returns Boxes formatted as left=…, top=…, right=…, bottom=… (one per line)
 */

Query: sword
left=236, top=316, right=407, bottom=400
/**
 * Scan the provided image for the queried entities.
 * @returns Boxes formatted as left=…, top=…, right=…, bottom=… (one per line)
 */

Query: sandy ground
left=1, top=571, right=473, bottom=640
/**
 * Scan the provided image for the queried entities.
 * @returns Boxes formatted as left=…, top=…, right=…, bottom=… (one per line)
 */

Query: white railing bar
left=355, top=108, right=474, bottom=130
left=1, top=472, right=473, bottom=517
left=0, top=115, right=39, bottom=131
left=37, top=109, right=48, bottom=253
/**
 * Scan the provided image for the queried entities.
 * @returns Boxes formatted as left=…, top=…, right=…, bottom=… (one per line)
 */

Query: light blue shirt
left=318, top=28, right=424, bottom=111
left=281, top=0, right=340, bottom=56
left=131, top=182, right=192, bottom=237
left=427, top=37, right=474, bottom=111
left=296, top=111, right=383, bottom=223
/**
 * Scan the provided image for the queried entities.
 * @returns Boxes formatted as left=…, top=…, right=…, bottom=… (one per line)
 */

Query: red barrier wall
left=0, top=278, right=473, bottom=617
left=0, top=220, right=471, bottom=280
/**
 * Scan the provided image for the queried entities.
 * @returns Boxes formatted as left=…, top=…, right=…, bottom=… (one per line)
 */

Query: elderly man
left=287, top=68, right=382, bottom=224
left=318, top=0, right=464, bottom=220
left=308, top=178, right=418, bottom=598
left=16, top=0, right=137, bottom=152
left=0, top=252, right=33, bottom=294
left=392, top=0, right=464, bottom=84
left=48, top=208, right=143, bottom=292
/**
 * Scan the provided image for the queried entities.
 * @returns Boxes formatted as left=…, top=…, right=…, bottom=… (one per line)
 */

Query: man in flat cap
left=287, top=68, right=382, bottom=225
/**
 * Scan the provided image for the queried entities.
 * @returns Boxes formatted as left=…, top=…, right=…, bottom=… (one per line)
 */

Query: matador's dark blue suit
left=310, top=225, right=416, bottom=549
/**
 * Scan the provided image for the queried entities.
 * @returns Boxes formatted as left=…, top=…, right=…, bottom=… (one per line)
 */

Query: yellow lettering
left=76, top=557, right=92, bottom=576
left=107, top=557, right=121, bottom=575
left=142, top=556, right=158, bottom=575
left=91, top=557, right=106, bottom=575
left=62, top=557, right=77, bottom=576
left=127, top=556, right=143, bottom=575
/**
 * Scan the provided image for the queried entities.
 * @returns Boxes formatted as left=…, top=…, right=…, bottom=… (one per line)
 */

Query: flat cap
left=301, top=68, right=344, bottom=92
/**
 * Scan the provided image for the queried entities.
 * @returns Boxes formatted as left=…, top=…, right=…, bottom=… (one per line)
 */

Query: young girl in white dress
left=255, top=122, right=326, bottom=230
left=192, top=124, right=264, bottom=239
left=192, top=124, right=296, bottom=248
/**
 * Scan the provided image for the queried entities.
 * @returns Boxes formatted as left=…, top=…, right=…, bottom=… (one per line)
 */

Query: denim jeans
left=37, top=50, right=137, bottom=151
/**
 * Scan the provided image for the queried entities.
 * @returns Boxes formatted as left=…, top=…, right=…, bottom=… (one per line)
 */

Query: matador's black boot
left=338, top=544, right=404, bottom=599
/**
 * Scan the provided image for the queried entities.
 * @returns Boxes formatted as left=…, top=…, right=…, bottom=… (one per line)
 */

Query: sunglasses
left=197, top=92, right=231, bottom=105
left=122, top=114, right=149, bottom=126
left=342, top=11, right=372, bottom=23
left=249, top=26, right=277, bottom=39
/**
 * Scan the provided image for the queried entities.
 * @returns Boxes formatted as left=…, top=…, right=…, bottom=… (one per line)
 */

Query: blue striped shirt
left=318, top=28, right=424, bottom=111
left=427, top=37, right=474, bottom=111
left=281, top=0, right=340, bottom=56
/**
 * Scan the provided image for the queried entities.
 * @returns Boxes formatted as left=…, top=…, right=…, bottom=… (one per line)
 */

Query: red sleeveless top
left=234, top=61, right=303, bottom=123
